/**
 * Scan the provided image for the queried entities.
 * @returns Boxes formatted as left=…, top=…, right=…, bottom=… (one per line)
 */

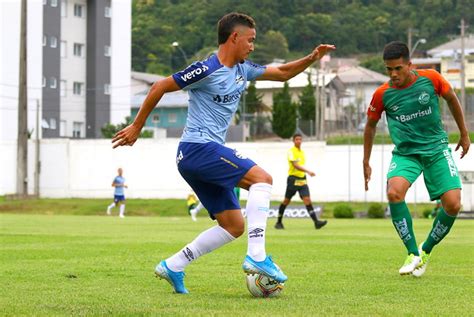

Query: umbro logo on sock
left=182, top=247, right=194, bottom=262
left=249, top=228, right=264, bottom=238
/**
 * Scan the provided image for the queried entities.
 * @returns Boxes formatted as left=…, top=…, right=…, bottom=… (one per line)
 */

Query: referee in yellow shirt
left=275, top=134, right=327, bottom=230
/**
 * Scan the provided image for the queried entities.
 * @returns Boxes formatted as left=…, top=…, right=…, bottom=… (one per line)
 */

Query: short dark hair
left=293, top=133, right=302, bottom=140
left=217, top=12, right=255, bottom=45
left=383, top=41, right=410, bottom=61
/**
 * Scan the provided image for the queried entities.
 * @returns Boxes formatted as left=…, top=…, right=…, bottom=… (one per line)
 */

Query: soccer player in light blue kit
left=106, top=167, right=127, bottom=218
left=112, top=12, right=335, bottom=294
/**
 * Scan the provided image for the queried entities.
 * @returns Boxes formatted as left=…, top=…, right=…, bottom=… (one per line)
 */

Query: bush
left=368, top=203, right=385, bottom=218
left=333, top=204, right=354, bottom=218
left=423, top=208, right=433, bottom=218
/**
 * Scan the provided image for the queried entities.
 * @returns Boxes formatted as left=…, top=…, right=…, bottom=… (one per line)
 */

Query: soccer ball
left=245, top=273, right=284, bottom=298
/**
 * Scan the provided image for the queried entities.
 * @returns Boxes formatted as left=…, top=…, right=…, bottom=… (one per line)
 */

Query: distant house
left=254, top=65, right=346, bottom=131
left=423, top=35, right=474, bottom=89
left=337, top=66, right=389, bottom=113
left=131, top=71, right=188, bottom=137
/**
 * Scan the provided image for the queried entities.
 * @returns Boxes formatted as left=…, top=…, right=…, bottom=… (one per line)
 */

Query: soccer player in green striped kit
left=363, top=41, right=470, bottom=276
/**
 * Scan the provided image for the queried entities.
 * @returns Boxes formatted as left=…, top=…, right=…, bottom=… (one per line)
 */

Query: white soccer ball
left=245, top=273, right=284, bottom=298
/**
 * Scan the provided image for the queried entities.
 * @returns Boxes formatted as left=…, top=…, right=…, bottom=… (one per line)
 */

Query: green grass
left=0, top=197, right=435, bottom=218
left=1, top=214, right=473, bottom=316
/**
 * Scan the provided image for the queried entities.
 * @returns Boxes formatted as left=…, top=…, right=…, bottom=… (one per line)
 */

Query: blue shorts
left=114, top=195, right=125, bottom=203
left=176, top=142, right=256, bottom=218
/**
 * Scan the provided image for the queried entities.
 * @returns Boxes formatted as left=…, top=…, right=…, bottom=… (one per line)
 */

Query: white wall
left=1, top=139, right=473, bottom=204
left=0, top=0, right=43, bottom=142
left=110, top=0, right=131, bottom=125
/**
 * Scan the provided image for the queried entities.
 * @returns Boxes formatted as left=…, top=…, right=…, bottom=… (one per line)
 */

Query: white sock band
left=119, top=204, right=125, bottom=216
left=166, top=225, right=235, bottom=272
left=246, top=182, right=272, bottom=262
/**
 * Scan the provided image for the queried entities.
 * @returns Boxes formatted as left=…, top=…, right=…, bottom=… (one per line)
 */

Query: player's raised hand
left=363, top=162, right=372, bottom=191
left=310, top=44, right=336, bottom=61
left=455, top=133, right=471, bottom=159
left=112, top=123, right=142, bottom=148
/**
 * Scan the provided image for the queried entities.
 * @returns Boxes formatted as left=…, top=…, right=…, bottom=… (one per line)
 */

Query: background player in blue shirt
left=106, top=168, right=127, bottom=218
left=113, top=12, right=335, bottom=294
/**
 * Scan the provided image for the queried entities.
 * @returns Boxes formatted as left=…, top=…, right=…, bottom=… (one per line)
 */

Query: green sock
left=423, top=208, right=456, bottom=254
left=389, top=201, right=419, bottom=256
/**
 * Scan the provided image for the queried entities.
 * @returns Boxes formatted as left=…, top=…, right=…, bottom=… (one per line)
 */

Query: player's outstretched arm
left=256, top=44, right=336, bottom=82
left=112, top=77, right=180, bottom=148
left=363, top=118, right=378, bottom=191
left=443, top=88, right=471, bottom=158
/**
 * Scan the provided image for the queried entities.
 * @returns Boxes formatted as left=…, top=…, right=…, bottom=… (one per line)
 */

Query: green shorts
left=387, top=148, right=461, bottom=201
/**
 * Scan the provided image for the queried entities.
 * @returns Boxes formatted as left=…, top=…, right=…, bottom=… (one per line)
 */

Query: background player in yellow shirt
left=275, top=134, right=327, bottom=230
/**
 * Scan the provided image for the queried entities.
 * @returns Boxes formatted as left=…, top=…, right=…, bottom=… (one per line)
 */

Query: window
left=74, top=4, right=84, bottom=17
left=61, top=0, right=67, bottom=16
left=468, top=79, right=474, bottom=83
left=104, top=45, right=111, bottom=57
left=42, top=77, right=46, bottom=87
left=104, top=6, right=111, bottom=18
left=50, top=118, right=57, bottom=130
left=73, top=122, right=83, bottom=138
left=73, top=43, right=84, bottom=57
left=73, top=82, right=84, bottom=95
left=104, top=84, right=110, bottom=95
left=43, top=0, right=47, bottom=5
left=49, top=77, right=57, bottom=89
left=60, top=80, right=67, bottom=97
left=168, top=113, right=177, bottom=123
left=60, top=120, right=66, bottom=137
left=43, top=35, right=47, bottom=46
left=152, top=114, right=160, bottom=123
left=50, top=36, right=57, bottom=48
left=60, top=41, right=67, bottom=57
left=50, top=0, right=57, bottom=7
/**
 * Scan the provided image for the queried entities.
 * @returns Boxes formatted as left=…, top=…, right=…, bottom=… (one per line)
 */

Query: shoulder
left=373, top=82, right=391, bottom=98
left=172, top=55, right=223, bottom=89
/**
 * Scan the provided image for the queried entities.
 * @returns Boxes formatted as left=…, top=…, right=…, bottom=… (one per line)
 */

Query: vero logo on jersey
left=180, top=64, right=209, bottom=82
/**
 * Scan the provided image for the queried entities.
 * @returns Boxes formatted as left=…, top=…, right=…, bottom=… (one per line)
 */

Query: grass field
left=1, top=214, right=473, bottom=316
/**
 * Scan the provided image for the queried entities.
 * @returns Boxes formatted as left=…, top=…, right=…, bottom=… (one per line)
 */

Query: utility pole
left=407, top=27, right=413, bottom=55
left=314, top=68, right=320, bottom=140
left=17, top=0, right=28, bottom=196
left=34, top=99, right=41, bottom=197
left=459, top=18, right=467, bottom=113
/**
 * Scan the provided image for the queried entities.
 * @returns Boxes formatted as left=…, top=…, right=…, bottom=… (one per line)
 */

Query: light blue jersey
left=172, top=54, right=266, bottom=144
left=113, top=176, right=125, bottom=196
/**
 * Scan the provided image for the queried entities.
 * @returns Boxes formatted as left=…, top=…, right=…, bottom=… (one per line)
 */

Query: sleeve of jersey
left=420, top=69, right=451, bottom=96
left=243, top=60, right=266, bottom=81
left=367, top=87, right=385, bottom=121
left=172, top=61, right=211, bottom=91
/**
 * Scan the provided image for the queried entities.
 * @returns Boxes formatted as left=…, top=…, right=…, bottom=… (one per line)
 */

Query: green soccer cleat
left=399, top=253, right=421, bottom=275
left=412, top=242, right=431, bottom=277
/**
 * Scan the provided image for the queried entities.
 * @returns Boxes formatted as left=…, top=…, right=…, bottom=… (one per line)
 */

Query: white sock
left=166, top=225, right=235, bottom=272
left=119, top=204, right=125, bottom=216
left=107, top=203, right=115, bottom=212
left=195, top=202, right=204, bottom=213
left=246, top=183, right=271, bottom=261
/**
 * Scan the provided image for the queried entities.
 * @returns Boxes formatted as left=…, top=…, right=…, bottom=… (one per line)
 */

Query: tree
left=101, top=116, right=153, bottom=138
left=252, top=30, right=289, bottom=65
left=272, top=82, right=296, bottom=138
left=299, top=74, right=316, bottom=121
left=245, top=81, right=264, bottom=114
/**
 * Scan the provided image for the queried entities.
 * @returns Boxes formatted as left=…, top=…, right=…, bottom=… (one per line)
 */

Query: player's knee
left=226, top=222, right=245, bottom=238
left=261, top=172, right=273, bottom=185
left=443, top=201, right=461, bottom=215
left=386, top=188, right=404, bottom=202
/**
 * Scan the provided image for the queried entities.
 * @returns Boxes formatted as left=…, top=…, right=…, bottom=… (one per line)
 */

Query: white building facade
left=0, top=0, right=131, bottom=141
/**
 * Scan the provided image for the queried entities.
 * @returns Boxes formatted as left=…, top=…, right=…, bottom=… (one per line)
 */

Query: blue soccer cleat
left=242, top=255, right=288, bottom=283
left=155, top=260, right=189, bottom=294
